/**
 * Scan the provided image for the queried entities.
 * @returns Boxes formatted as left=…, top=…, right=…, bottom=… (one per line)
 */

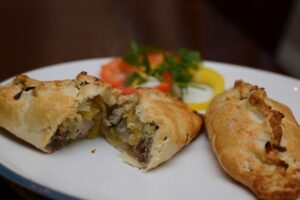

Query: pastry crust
left=0, top=72, right=202, bottom=170
left=116, top=88, right=202, bottom=170
left=0, top=72, right=119, bottom=153
left=205, top=80, right=300, bottom=200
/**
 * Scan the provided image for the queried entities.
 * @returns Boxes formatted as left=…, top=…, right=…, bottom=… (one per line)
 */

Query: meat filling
left=47, top=96, right=106, bottom=152
left=47, top=97, right=157, bottom=163
left=132, top=138, right=153, bottom=163
left=105, top=107, right=158, bottom=164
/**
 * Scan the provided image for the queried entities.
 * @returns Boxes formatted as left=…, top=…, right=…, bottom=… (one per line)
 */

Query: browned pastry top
left=205, top=80, right=300, bottom=200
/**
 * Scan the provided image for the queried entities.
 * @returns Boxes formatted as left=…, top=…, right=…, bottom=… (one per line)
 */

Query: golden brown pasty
left=205, top=80, right=300, bottom=199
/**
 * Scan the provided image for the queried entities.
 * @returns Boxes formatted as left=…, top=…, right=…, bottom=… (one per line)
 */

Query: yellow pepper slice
left=187, top=65, right=225, bottom=111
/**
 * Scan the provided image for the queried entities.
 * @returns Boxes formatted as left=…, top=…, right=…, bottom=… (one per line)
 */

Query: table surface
left=0, top=0, right=291, bottom=199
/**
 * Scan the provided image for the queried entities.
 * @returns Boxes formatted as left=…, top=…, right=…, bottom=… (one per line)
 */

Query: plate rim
left=0, top=163, right=77, bottom=199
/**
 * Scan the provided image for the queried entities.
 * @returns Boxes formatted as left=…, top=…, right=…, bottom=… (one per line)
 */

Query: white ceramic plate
left=1, top=58, right=300, bottom=200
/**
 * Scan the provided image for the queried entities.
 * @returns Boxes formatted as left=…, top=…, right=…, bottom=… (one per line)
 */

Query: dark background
left=0, top=0, right=295, bottom=199
left=0, top=0, right=294, bottom=81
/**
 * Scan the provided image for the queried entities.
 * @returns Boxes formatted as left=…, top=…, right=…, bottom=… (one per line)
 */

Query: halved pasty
left=0, top=72, right=202, bottom=170
left=104, top=88, right=202, bottom=170
left=0, top=72, right=118, bottom=153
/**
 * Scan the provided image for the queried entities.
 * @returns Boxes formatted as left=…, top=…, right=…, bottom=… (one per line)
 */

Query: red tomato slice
left=162, top=71, right=172, bottom=82
left=100, top=58, right=136, bottom=87
left=100, top=57, right=173, bottom=95
left=121, top=83, right=172, bottom=95
left=120, top=86, right=136, bottom=95
left=148, top=53, right=164, bottom=67
left=155, top=82, right=172, bottom=93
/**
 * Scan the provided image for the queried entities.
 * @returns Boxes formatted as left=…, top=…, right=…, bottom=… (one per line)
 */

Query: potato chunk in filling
left=47, top=96, right=106, bottom=151
left=105, top=107, right=158, bottom=164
